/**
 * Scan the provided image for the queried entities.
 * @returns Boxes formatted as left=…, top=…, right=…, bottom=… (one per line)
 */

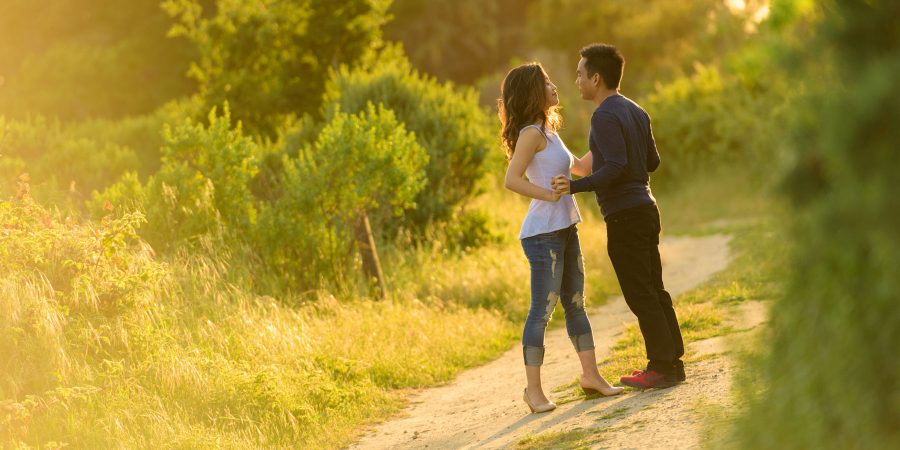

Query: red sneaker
left=619, top=370, right=679, bottom=389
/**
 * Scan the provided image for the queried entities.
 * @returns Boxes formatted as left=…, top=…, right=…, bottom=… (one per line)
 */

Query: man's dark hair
left=580, top=43, right=625, bottom=90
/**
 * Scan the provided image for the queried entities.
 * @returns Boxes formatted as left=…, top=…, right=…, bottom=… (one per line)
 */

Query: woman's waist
left=525, top=197, right=579, bottom=216
left=520, top=201, right=581, bottom=237
left=525, top=174, right=570, bottom=189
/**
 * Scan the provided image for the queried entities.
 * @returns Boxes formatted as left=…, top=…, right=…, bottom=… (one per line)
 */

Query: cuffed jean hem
left=523, top=345, right=545, bottom=366
left=569, top=333, right=595, bottom=352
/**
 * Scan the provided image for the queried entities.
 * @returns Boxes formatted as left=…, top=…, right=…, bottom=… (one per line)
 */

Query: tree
left=257, top=104, right=427, bottom=292
left=733, top=1, right=900, bottom=448
left=163, top=0, right=391, bottom=135
left=526, top=0, right=752, bottom=96
left=384, top=0, right=533, bottom=84
left=0, top=0, right=198, bottom=119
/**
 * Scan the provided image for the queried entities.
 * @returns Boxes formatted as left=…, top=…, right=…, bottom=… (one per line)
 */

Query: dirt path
left=351, top=234, right=744, bottom=450
left=573, top=299, right=768, bottom=450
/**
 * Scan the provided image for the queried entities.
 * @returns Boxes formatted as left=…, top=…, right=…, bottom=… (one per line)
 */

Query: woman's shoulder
left=519, top=124, right=546, bottom=135
left=519, top=125, right=553, bottom=142
left=515, top=126, right=549, bottom=154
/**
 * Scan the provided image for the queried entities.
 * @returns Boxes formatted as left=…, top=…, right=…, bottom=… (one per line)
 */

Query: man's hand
left=551, top=174, right=571, bottom=195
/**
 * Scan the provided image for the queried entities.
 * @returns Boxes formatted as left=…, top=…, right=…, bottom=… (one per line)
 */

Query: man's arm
left=568, top=111, right=627, bottom=194
left=647, top=120, right=660, bottom=172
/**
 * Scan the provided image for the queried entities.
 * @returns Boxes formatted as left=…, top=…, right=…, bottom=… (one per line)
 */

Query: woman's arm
left=504, top=128, right=560, bottom=202
left=571, top=150, right=593, bottom=177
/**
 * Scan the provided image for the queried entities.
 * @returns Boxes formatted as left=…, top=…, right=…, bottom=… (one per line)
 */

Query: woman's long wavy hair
left=498, top=62, right=562, bottom=160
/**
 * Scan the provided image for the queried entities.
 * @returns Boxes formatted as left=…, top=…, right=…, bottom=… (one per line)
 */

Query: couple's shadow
left=470, top=385, right=682, bottom=448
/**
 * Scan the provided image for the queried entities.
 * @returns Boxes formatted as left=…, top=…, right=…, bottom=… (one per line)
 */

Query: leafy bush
left=323, top=47, right=496, bottom=232
left=257, top=104, right=427, bottom=290
left=642, top=63, right=789, bottom=187
left=93, top=106, right=259, bottom=251
left=65, top=98, right=205, bottom=178
left=0, top=116, right=140, bottom=204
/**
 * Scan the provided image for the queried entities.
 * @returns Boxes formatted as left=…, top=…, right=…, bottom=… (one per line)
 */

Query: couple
left=500, top=43, right=685, bottom=414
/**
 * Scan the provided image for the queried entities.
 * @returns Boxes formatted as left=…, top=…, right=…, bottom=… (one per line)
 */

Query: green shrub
left=0, top=116, right=140, bottom=205
left=92, top=106, right=260, bottom=251
left=85, top=171, right=146, bottom=219
left=438, top=209, right=502, bottom=252
left=323, top=46, right=495, bottom=232
left=65, top=98, right=205, bottom=178
left=643, top=63, right=788, bottom=187
left=257, top=104, right=427, bottom=290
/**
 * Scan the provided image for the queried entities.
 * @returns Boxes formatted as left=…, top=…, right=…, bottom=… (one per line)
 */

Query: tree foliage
left=0, top=0, right=198, bottom=119
left=526, top=0, right=755, bottom=95
left=323, top=47, right=496, bottom=231
left=163, top=0, right=391, bottom=135
left=733, top=1, right=900, bottom=447
left=258, top=104, right=427, bottom=290
left=384, top=0, right=531, bottom=84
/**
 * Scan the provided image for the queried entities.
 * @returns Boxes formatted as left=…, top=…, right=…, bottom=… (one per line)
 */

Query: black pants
left=606, top=203, right=684, bottom=374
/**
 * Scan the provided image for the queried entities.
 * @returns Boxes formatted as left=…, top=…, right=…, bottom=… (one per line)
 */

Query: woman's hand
left=542, top=188, right=562, bottom=202
left=551, top=174, right=571, bottom=195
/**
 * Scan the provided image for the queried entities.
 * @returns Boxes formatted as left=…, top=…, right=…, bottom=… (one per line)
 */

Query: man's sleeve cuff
left=570, top=177, right=590, bottom=194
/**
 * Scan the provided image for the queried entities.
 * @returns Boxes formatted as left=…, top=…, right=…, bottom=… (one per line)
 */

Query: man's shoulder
left=598, top=95, right=650, bottom=121
left=592, top=99, right=626, bottom=125
left=615, top=94, right=648, bottom=112
left=596, top=95, right=635, bottom=113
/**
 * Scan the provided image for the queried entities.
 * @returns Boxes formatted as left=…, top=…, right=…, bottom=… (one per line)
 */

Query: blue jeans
left=520, top=225, right=595, bottom=366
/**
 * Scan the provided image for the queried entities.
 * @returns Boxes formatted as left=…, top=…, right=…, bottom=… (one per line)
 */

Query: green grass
left=2, top=163, right=784, bottom=449
left=1, top=244, right=525, bottom=448
left=0, top=181, right=624, bottom=449
left=590, top=406, right=630, bottom=421
left=514, top=428, right=599, bottom=450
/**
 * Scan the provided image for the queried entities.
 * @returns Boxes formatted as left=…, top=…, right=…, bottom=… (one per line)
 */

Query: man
left=552, top=43, right=685, bottom=389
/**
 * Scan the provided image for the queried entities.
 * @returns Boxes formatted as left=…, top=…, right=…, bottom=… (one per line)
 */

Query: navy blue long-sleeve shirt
left=569, top=94, right=660, bottom=218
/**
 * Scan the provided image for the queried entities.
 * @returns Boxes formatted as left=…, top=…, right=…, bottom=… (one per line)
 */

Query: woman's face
left=544, top=76, right=559, bottom=109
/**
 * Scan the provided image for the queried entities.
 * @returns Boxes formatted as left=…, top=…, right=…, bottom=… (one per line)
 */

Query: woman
left=499, top=63, right=623, bottom=414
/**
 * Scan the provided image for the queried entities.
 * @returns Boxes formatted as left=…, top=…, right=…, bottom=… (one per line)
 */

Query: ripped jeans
left=520, top=224, right=595, bottom=366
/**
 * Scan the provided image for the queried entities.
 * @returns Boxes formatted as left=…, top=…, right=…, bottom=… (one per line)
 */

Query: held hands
left=544, top=188, right=562, bottom=202
left=551, top=174, right=571, bottom=196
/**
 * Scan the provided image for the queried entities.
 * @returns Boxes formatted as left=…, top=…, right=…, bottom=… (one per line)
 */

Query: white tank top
left=518, top=125, right=582, bottom=239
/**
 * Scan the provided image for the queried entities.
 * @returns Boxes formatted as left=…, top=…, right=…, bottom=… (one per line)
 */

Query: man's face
left=575, top=57, right=595, bottom=100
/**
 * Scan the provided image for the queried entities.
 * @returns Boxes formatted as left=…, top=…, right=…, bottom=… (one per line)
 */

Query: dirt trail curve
left=351, top=234, right=735, bottom=450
